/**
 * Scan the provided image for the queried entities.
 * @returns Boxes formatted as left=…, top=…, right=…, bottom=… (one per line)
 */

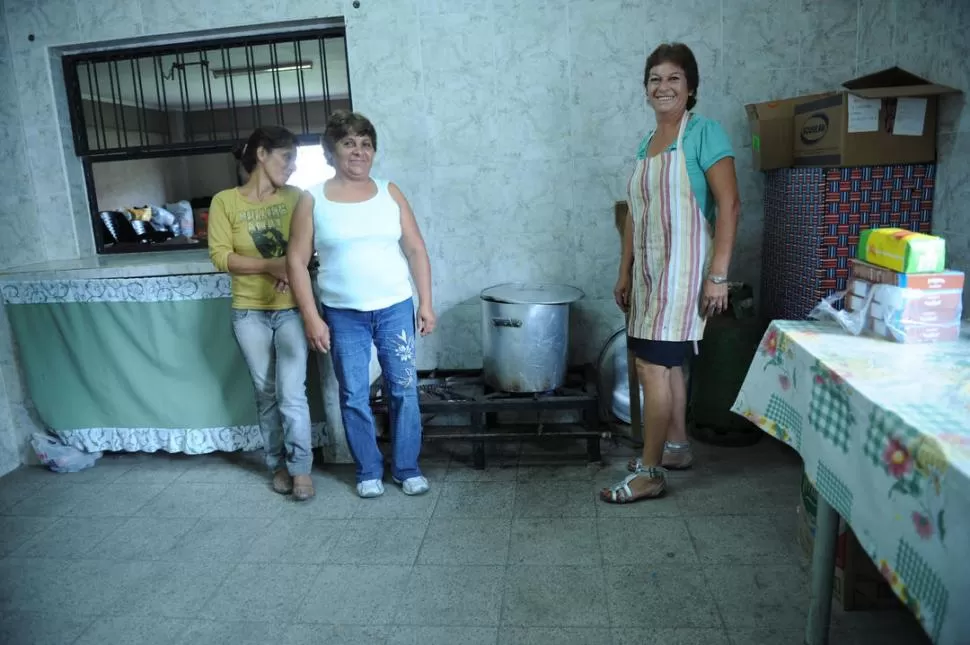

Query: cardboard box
left=857, top=228, right=946, bottom=273
left=869, top=318, right=962, bottom=343
left=793, top=67, right=960, bottom=167
left=847, top=278, right=964, bottom=317
left=745, top=93, right=835, bottom=171
left=849, top=259, right=965, bottom=291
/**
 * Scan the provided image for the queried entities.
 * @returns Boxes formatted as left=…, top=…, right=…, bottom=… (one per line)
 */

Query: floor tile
left=200, top=563, right=321, bottom=621
left=433, top=482, right=516, bottom=519
left=513, top=480, right=596, bottom=518
left=174, top=453, right=267, bottom=485
left=500, top=627, right=611, bottom=645
left=604, top=565, right=721, bottom=628
left=503, top=565, right=609, bottom=627
left=205, top=484, right=289, bottom=519
left=74, top=615, right=195, bottom=645
left=445, top=462, right=518, bottom=482
left=133, top=483, right=227, bottom=518
left=177, top=621, right=389, bottom=645
left=418, top=518, right=510, bottom=565
left=395, top=564, right=505, bottom=626
left=241, top=517, right=346, bottom=564
left=388, top=626, right=498, bottom=645
left=352, top=482, right=441, bottom=520
left=0, top=609, right=95, bottom=645
left=6, top=482, right=103, bottom=516
left=88, top=517, right=200, bottom=560
left=65, top=483, right=167, bottom=517
left=0, top=466, right=61, bottom=487
left=297, top=565, right=411, bottom=624
left=727, top=628, right=803, bottom=645
left=287, top=624, right=389, bottom=645
left=508, top=518, right=598, bottom=566
left=675, top=474, right=798, bottom=516
left=516, top=462, right=602, bottom=481
left=597, top=517, right=698, bottom=566
left=159, top=518, right=272, bottom=562
left=687, top=514, right=800, bottom=565
left=116, top=560, right=236, bottom=618
left=111, top=456, right=191, bottom=486
left=0, top=558, right=67, bottom=612
left=615, top=628, right=730, bottom=645
left=705, top=564, right=809, bottom=630
left=0, top=481, right=49, bottom=514
left=10, top=516, right=128, bottom=558
left=328, top=519, right=428, bottom=565
left=0, top=516, right=56, bottom=556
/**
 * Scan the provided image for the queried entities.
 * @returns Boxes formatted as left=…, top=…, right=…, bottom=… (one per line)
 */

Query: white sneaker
left=357, top=479, right=384, bottom=498
left=393, top=475, right=430, bottom=496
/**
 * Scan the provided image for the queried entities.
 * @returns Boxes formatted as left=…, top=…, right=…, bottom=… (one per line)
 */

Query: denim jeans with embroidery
left=322, top=298, right=423, bottom=482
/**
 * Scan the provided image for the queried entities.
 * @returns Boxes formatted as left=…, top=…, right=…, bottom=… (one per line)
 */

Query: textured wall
left=0, top=0, right=968, bottom=472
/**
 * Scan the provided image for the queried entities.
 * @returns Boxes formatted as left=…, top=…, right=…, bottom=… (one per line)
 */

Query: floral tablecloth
left=731, top=320, right=970, bottom=645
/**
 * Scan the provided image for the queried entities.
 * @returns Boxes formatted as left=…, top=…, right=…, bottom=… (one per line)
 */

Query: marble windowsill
left=0, top=250, right=221, bottom=282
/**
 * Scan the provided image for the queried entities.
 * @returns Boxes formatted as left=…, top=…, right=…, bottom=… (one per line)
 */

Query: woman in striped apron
left=602, top=43, right=741, bottom=504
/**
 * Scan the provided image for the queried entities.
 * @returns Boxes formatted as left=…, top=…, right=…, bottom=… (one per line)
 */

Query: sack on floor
left=30, top=433, right=102, bottom=473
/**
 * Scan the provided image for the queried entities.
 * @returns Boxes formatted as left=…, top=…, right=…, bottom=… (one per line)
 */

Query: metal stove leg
left=473, top=411, right=486, bottom=470
left=584, top=407, right=601, bottom=462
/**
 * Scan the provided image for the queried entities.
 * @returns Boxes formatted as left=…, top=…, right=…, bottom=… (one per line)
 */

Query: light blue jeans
left=231, top=308, right=313, bottom=476
left=322, top=298, right=423, bottom=483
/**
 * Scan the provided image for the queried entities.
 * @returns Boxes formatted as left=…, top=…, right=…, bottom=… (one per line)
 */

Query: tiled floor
left=0, top=436, right=930, bottom=645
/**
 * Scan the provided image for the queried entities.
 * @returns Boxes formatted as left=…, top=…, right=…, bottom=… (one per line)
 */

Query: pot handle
left=491, top=317, right=523, bottom=328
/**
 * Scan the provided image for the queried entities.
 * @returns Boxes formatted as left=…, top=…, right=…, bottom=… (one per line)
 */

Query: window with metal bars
left=61, top=26, right=350, bottom=254
left=63, top=27, right=350, bottom=159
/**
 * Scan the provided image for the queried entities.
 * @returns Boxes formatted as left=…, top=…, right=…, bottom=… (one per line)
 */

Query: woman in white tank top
left=287, top=111, right=436, bottom=499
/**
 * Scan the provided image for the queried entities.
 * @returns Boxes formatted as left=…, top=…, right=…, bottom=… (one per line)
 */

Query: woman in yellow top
left=208, top=126, right=315, bottom=501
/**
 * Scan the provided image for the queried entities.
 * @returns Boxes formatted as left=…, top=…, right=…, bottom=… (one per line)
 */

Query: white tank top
left=307, top=178, right=413, bottom=311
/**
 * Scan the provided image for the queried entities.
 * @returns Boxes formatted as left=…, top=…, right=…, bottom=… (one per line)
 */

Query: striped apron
left=627, top=113, right=713, bottom=343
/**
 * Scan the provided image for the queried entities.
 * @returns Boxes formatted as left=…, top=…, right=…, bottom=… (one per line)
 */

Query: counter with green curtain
left=0, top=273, right=328, bottom=454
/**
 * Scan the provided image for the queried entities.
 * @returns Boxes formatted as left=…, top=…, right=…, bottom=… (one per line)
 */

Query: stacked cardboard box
left=844, top=229, right=965, bottom=343
left=749, top=67, right=962, bottom=322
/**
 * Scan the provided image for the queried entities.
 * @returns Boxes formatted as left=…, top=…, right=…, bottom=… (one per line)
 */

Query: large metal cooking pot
left=480, top=283, right=584, bottom=393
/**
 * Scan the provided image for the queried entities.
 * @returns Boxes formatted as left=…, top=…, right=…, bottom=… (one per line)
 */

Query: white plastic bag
left=30, top=433, right=102, bottom=473
left=807, top=290, right=870, bottom=336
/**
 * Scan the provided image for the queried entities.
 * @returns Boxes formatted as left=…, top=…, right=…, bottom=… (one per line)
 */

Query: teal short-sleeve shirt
left=635, top=114, right=734, bottom=226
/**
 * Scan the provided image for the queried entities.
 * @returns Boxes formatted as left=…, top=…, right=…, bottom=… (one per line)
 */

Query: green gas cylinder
left=688, top=283, right=766, bottom=446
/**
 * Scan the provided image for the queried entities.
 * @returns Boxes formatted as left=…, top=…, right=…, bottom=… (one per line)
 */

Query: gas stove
left=370, top=366, right=607, bottom=469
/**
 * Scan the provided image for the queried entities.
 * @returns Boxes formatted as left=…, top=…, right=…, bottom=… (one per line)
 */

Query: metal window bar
left=63, top=27, right=348, bottom=158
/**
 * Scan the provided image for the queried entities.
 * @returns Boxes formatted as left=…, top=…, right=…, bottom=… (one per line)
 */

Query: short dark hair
left=644, top=43, right=700, bottom=111
left=323, top=110, right=378, bottom=162
left=234, top=126, right=297, bottom=173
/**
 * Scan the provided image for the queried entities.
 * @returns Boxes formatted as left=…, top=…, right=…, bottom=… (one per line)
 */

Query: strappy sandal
left=292, top=474, right=315, bottom=501
left=272, top=469, right=293, bottom=495
left=627, top=441, right=694, bottom=472
left=600, top=465, right=667, bottom=504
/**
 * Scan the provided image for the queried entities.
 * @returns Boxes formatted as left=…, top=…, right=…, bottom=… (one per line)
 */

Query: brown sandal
left=600, top=466, right=667, bottom=504
left=292, top=474, right=315, bottom=501
left=272, top=469, right=293, bottom=495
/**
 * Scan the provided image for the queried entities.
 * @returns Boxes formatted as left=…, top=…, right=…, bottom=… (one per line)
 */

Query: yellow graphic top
left=208, top=185, right=302, bottom=310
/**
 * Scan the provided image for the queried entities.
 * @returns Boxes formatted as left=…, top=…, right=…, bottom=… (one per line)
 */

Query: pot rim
left=480, top=282, right=585, bottom=305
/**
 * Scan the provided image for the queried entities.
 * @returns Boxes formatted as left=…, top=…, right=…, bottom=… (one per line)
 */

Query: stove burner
left=370, top=366, right=607, bottom=469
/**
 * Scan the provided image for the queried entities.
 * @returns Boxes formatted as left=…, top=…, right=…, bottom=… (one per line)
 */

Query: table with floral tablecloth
left=731, top=320, right=970, bottom=645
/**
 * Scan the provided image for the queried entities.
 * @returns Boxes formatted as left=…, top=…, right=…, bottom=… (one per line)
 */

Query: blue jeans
left=231, top=308, right=313, bottom=476
left=322, top=298, right=423, bottom=483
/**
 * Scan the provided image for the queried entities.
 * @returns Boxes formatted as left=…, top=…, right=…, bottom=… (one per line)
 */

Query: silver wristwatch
left=707, top=274, right=728, bottom=285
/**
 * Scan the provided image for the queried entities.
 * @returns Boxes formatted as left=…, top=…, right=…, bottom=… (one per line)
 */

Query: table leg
left=805, top=495, right=839, bottom=645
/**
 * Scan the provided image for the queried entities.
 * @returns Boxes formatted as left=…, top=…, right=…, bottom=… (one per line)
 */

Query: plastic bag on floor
left=30, top=433, right=102, bottom=473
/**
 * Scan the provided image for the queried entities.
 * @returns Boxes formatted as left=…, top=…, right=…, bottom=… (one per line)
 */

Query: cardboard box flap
left=843, top=66, right=961, bottom=98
